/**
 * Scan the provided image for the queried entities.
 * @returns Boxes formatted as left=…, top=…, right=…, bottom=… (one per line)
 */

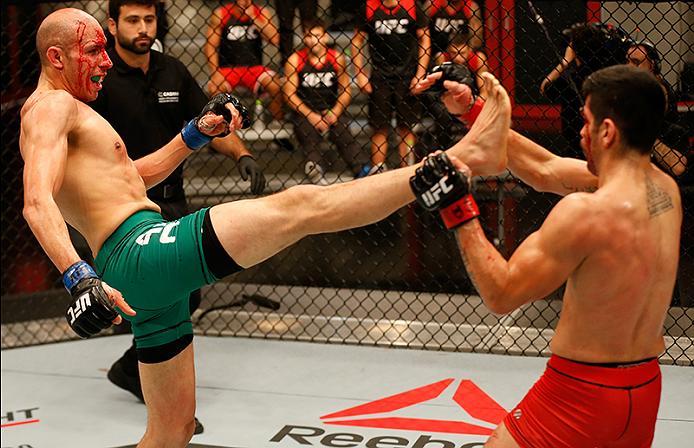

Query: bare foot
left=446, top=73, right=511, bottom=176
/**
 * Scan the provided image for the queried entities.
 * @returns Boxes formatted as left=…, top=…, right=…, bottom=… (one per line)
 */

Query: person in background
left=427, top=0, right=484, bottom=54
left=626, top=40, right=688, bottom=177
left=205, top=0, right=287, bottom=135
left=284, top=18, right=370, bottom=184
left=423, top=0, right=484, bottom=156
left=540, top=22, right=631, bottom=158
left=274, top=0, right=317, bottom=67
left=352, top=0, right=431, bottom=173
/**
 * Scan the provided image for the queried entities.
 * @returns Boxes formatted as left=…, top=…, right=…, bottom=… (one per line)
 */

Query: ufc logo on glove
left=421, top=178, right=455, bottom=208
left=66, top=293, right=92, bottom=325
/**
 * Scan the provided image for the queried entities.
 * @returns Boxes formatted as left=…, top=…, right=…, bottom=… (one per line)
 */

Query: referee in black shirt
left=90, top=0, right=266, bottom=434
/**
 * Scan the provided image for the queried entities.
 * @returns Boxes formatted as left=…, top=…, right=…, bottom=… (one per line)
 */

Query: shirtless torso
left=21, top=89, right=159, bottom=257
left=551, top=163, right=681, bottom=363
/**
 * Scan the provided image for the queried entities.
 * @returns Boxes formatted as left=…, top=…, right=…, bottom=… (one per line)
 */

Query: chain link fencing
left=1, top=0, right=692, bottom=366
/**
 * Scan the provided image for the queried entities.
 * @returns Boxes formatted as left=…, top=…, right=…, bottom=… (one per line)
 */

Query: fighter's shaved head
left=36, top=8, right=100, bottom=66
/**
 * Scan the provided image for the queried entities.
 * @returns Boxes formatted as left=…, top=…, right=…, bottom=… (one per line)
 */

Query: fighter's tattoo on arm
left=646, top=177, right=674, bottom=218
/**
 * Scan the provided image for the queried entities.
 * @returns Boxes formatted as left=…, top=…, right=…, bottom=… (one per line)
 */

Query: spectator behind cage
left=540, top=22, right=631, bottom=158
left=352, top=0, right=431, bottom=173
left=427, top=0, right=484, bottom=55
left=420, top=0, right=485, bottom=157
left=284, top=18, right=370, bottom=185
left=274, top=0, right=317, bottom=67
left=627, top=40, right=687, bottom=177
left=205, top=0, right=284, bottom=126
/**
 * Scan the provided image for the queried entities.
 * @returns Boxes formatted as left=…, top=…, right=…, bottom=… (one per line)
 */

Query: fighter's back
left=552, top=164, right=682, bottom=363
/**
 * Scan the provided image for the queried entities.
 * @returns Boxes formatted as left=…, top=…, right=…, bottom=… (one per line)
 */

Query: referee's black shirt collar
left=109, top=46, right=165, bottom=75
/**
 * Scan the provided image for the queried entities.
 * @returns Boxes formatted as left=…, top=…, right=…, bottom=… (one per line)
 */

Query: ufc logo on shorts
left=301, top=72, right=335, bottom=88
left=67, top=293, right=91, bottom=324
left=374, top=18, right=409, bottom=35
left=226, top=24, right=258, bottom=41
left=422, top=178, right=454, bottom=208
left=136, top=222, right=179, bottom=246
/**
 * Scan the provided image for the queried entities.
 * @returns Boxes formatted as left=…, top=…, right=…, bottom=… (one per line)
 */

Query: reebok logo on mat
left=320, top=378, right=506, bottom=435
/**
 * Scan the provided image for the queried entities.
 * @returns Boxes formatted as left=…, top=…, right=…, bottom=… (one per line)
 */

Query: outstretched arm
left=540, top=45, right=575, bottom=95
left=133, top=134, right=194, bottom=189
left=134, top=95, right=245, bottom=188
left=210, top=131, right=252, bottom=160
left=455, top=194, right=592, bottom=314
left=508, top=129, right=598, bottom=195
left=415, top=71, right=597, bottom=194
left=409, top=153, right=592, bottom=314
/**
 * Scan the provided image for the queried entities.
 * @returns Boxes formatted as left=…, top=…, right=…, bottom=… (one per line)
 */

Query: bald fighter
left=412, top=65, right=681, bottom=447
left=21, top=8, right=509, bottom=447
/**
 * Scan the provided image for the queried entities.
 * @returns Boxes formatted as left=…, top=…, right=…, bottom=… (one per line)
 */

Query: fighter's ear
left=46, top=46, right=65, bottom=69
left=601, top=117, right=618, bottom=148
left=107, top=18, right=117, bottom=37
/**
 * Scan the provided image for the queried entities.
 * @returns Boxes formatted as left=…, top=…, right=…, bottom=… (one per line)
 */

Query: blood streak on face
left=75, top=21, right=88, bottom=95
left=71, top=20, right=111, bottom=101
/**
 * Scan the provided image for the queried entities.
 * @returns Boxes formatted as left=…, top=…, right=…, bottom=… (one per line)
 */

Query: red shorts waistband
left=547, top=355, right=660, bottom=389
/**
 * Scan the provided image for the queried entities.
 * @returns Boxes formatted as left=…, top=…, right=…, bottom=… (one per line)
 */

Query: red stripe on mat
left=1, top=419, right=40, bottom=428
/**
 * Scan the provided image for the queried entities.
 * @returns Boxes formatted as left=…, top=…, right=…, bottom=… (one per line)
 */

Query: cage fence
left=1, top=0, right=692, bottom=366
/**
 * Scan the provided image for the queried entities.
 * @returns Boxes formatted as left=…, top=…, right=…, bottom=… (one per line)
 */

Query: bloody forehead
left=74, top=19, right=106, bottom=47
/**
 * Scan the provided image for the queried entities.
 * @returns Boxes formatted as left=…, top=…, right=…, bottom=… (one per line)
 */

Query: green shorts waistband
left=95, top=210, right=163, bottom=268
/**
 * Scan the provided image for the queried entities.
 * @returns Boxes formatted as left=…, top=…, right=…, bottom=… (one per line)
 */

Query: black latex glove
left=237, top=155, right=266, bottom=195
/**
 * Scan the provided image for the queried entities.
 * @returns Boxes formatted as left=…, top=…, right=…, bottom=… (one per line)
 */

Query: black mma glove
left=62, top=261, right=118, bottom=338
left=428, top=62, right=478, bottom=98
left=181, top=93, right=251, bottom=150
left=410, top=153, right=480, bottom=230
left=237, top=155, right=266, bottom=195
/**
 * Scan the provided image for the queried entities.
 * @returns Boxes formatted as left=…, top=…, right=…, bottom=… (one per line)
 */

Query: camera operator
left=627, top=40, right=688, bottom=178
left=540, top=22, right=631, bottom=158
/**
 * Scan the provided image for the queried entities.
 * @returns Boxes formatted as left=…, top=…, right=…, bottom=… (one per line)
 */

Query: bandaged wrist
left=62, top=260, right=98, bottom=292
left=439, top=194, right=480, bottom=230
left=181, top=119, right=212, bottom=150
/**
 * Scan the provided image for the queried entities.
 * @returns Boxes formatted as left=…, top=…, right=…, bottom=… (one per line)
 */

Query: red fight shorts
left=218, top=65, right=274, bottom=93
left=505, top=355, right=661, bottom=448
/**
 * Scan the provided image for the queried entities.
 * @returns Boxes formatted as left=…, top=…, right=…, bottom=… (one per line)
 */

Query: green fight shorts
left=94, top=209, right=221, bottom=360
